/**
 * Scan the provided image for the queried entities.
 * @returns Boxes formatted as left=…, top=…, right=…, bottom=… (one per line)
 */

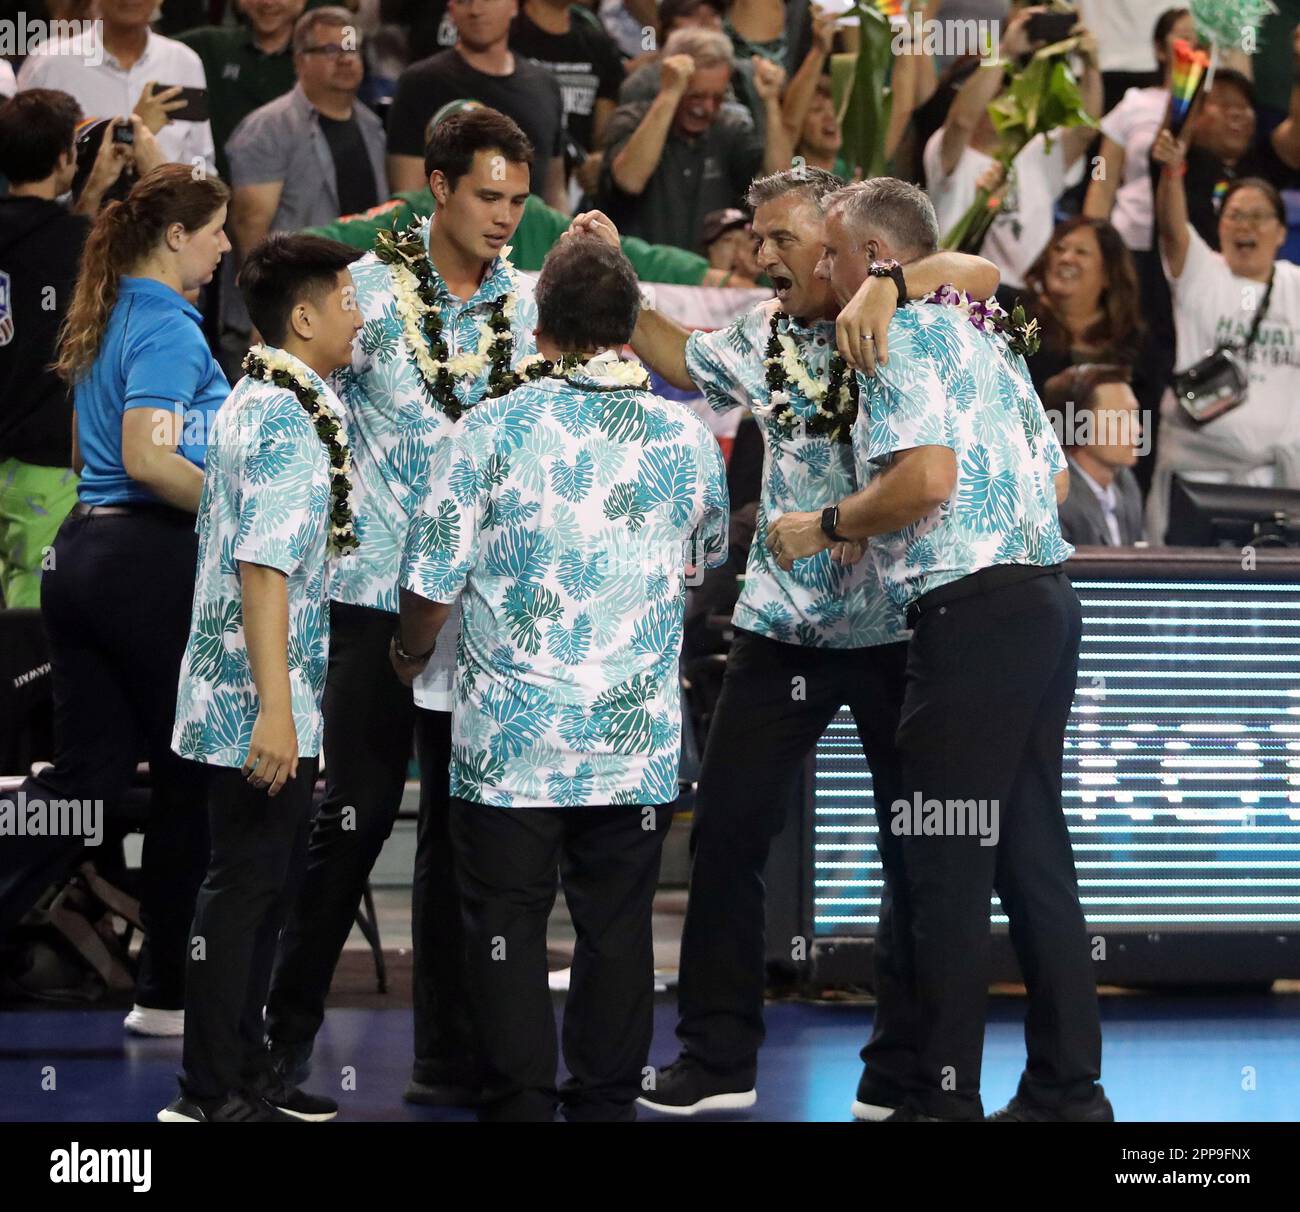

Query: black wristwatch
left=821, top=505, right=850, bottom=544
left=392, top=629, right=435, bottom=663
left=868, top=259, right=908, bottom=309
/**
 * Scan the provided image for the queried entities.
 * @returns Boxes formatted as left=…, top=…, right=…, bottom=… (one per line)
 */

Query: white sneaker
left=124, top=1005, right=184, bottom=1037
left=850, top=1099, right=895, bottom=1122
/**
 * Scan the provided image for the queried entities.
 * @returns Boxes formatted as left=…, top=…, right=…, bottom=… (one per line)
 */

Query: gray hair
left=293, top=7, right=358, bottom=54
left=746, top=165, right=844, bottom=212
left=825, top=178, right=939, bottom=259
left=663, top=27, right=735, bottom=69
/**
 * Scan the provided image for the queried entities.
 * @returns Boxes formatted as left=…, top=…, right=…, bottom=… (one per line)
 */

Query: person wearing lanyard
left=12, top=164, right=231, bottom=1037
left=770, top=178, right=1112, bottom=1123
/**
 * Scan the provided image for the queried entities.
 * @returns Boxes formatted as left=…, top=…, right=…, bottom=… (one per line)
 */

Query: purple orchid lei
left=919, top=285, right=1041, bottom=358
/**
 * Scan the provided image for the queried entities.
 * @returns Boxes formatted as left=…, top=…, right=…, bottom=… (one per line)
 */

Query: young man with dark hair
left=394, top=234, right=730, bottom=1121
left=386, top=0, right=567, bottom=208
left=263, top=105, right=540, bottom=1109
left=160, top=232, right=363, bottom=1124
left=0, top=89, right=153, bottom=608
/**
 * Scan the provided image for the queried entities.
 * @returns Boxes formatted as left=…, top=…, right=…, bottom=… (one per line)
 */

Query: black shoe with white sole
left=635, top=1058, right=757, bottom=1116
left=258, top=1082, right=338, bottom=1122
left=157, top=1092, right=297, bottom=1123
left=988, top=1085, right=1115, bottom=1122
left=850, top=1068, right=903, bottom=1121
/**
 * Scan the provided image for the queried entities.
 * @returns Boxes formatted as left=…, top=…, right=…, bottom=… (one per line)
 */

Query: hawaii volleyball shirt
left=684, top=299, right=907, bottom=648
left=854, top=302, right=1073, bottom=611
left=172, top=352, right=341, bottom=768
left=327, top=217, right=538, bottom=711
left=401, top=363, right=729, bottom=808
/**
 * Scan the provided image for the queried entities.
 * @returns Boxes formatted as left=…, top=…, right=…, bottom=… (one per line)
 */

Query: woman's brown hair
left=1024, top=216, right=1144, bottom=359
left=54, top=165, right=230, bottom=383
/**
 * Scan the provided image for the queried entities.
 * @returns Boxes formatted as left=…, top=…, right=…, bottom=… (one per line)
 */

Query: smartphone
left=1027, top=11, right=1076, bottom=45
left=160, top=85, right=210, bottom=123
left=112, top=120, right=135, bottom=145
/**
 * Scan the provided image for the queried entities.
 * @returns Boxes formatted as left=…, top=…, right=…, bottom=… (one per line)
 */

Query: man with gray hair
left=596, top=29, right=790, bottom=249
left=570, top=170, right=1001, bottom=1118
left=769, top=177, right=1112, bottom=1123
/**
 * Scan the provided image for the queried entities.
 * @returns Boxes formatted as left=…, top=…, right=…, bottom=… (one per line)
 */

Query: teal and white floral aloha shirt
left=684, top=299, right=907, bottom=648
left=327, top=218, right=539, bottom=711
left=172, top=350, right=341, bottom=768
left=401, top=357, right=730, bottom=808
left=854, top=302, right=1073, bottom=611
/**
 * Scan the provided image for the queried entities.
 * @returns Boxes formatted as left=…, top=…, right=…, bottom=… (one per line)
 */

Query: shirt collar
left=1071, top=456, right=1117, bottom=507
left=253, top=345, right=346, bottom=419
left=119, top=275, right=203, bottom=324
left=779, top=308, right=836, bottom=343
left=104, top=29, right=154, bottom=72
left=419, top=217, right=516, bottom=309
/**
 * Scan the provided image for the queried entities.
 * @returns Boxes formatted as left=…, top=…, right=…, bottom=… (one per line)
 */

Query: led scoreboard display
left=805, top=552, right=1300, bottom=984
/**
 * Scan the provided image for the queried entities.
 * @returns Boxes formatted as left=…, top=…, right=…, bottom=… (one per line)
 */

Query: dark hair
left=1042, top=363, right=1133, bottom=413
left=535, top=236, right=641, bottom=351
left=1025, top=217, right=1144, bottom=355
left=1153, top=7, right=1191, bottom=47
left=1221, top=176, right=1286, bottom=226
left=55, top=165, right=230, bottom=382
left=238, top=233, right=361, bottom=348
left=660, top=0, right=726, bottom=33
left=423, top=106, right=533, bottom=189
left=1206, top=67, right=1256, bottom=108
left=0, top=89, right=82, bottom=185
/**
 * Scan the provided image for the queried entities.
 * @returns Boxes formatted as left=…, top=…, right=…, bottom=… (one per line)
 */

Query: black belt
left=71, top=501, right=191, bottom=522
left=905, top=563, right=1063, bottom=629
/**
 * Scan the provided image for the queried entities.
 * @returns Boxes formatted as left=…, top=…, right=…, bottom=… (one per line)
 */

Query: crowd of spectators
left=2, top=0, right=1300, bottom=609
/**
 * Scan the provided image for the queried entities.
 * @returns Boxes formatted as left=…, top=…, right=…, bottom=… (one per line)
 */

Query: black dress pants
left=450, top=796, right=674, bottom=1122
left=675, top=628, right=915, bottom=1093
left=896, top=569, right=1103, bottom=1119
left=264, top=602, right=474, bottom=1076
left=0, top=505, right=209, bottom=1009
left=181, top=759, right=318, bottom=1100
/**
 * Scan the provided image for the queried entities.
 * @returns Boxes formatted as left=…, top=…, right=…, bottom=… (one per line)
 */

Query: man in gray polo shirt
left=598, top=28, right=791, bottom=250
left=221, top=7, right=387, bottom=375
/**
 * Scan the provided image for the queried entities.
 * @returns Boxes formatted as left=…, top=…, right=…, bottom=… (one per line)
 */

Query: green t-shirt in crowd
left=305, top=190, right=713, bottom=285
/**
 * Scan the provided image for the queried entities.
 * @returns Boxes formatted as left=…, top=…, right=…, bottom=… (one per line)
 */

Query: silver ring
left=861, top=334, right=875, bottom=342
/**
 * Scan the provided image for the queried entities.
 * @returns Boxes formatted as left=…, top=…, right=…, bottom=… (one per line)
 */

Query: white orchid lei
left=761, top=311, right=857, bottom=444
left=241, top=344, right=359, bottom=556
left=373, top=219, right=525, bottom=420
left=920, top=285, right=1041, bottom=357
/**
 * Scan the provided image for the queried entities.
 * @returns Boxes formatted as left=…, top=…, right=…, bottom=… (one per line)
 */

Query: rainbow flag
left=1168, top=38, right=1211, bottom=137
left=871, top=0, right=909, bottom=20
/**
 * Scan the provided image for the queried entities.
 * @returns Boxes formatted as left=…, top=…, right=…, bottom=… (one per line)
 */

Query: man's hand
left=567, top=209, right=621, bottom=249
left=810, top=5, right=836, bottom=56
left=243, top=707, right=299, bottom=796
left=82, top=120, right=131, bottom=197
left=130, top=114, right=167, bottom=176
left=836, top=274, right=899, bottom=375
left=1152, top=127, right=1188, bottom=169
left=134, top=82, right=185, bottom=134
left=659, top=53, right=696, bottom=100
left=766, top=510, right=830, bottom=571
left=830, top=540, right=867, bottom=566
left=999, top=5, right=1039, bottom=60
left=752, top=56, right=786, bottom=102
left=389, top=635, right=430, bottom=686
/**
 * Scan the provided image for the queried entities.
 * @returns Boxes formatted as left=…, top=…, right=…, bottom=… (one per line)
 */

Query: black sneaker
left=635, top=1057, right=756, bottom=1117
left=988, top=1085, right=1115, bottom=1122
left=851, top=1068, right=903, bottom=1121
left=258, top=1081, right=338, bottom=1122
left=156, top=1092, right=296, bottom=1123
left=267, top=1040, right=313, bottom=1089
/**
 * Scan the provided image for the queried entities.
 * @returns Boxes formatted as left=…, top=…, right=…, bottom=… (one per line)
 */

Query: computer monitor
left=1165, top=475, right=1300, bottom=547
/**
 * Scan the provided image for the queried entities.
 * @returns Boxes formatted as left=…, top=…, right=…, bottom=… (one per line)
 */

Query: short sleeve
left=863, top=320, right=958, bottom=463
left=123, top=318, right=210, bottom=412
left=234, top=412, right=316, bottom=575
left=400, top=426, right=488, bottom=604
left=689, top=428, right=730, bottom=569
left=1099, top=90, right=1136, bottom=147
left=226, top=111, right=288, bottom=187
left=683, top=315, right=759, bottom=415
left=599, top=102, right=643, bottom=155
left=596, top=35, right=624, bottom=101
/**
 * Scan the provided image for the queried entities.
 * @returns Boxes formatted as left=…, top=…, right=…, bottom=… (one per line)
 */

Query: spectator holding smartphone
left=17, top=0, right=215, bottom=173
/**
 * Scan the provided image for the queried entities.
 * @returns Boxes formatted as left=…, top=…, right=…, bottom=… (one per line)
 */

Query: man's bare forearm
left=610, top=92, right=678, bottom=195
left=398, top=587, right=452, bottom=657
left=837, top=449, right=956, bottom=538
left=631, top=307, right=694, bottom=390
left=240, top=564, right=292, bottom=715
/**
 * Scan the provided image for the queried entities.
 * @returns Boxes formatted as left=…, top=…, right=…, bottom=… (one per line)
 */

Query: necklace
left=761, top=311, right=858, bottom=444
left=241, top=345, right=359, bottom=556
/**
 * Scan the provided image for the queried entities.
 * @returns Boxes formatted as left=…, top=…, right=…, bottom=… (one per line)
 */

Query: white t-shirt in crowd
left=1099, top=85, right=1169, bottom=252
left=923, top=127, right=1073, bottom=289
left=1147, top=228, right=1300, bottom=541
left=17, top=30, right=214, bottom=173
left=1075, top=0, right=1159, bottom=73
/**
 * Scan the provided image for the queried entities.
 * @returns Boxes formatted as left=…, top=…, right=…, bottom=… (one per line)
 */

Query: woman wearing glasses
left=1146, top=128, right=1300, bottom=544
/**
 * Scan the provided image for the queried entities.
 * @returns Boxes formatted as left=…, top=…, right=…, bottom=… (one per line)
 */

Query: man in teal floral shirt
left=162, top=234, right=361, bottom=1124
left=394, top=237, right=728, bottom=1122
left=771, top=178, right=1110, bottom=1125
left=264, top=107, right=541, bottom=1105
left=580, top=168, right=1003, bottom=1120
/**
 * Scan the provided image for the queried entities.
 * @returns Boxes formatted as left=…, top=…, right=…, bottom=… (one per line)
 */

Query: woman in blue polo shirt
left=28, top=164, right=230, bottom=1035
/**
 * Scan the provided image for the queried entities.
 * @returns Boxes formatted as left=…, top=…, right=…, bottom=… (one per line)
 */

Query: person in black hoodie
left=0, top=89, right=155, bottom=608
